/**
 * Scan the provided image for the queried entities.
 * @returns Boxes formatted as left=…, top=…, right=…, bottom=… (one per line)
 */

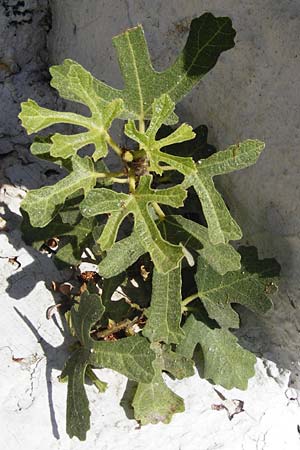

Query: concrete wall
left=48, top=0, right=300, bottom=383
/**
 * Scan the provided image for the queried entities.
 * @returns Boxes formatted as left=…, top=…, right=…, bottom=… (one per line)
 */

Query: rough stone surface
left=0, top=0, right=61, bottom=154
left=1, top=0, right=300, bottom=448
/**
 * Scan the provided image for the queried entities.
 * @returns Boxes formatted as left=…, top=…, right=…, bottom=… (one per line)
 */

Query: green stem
left=128, top=167, right=136, bottom=193
left=96, top=171, right=123, bottom=177
left=115, top=289, right=144, bottom=311
left=85, top=366, right=108, bottom=393
left=94, top=317, right=139, bottom=338
left=95, top=171, right=128, bottom=184
left=139, top=118, right=145, bottom=134
left=106, top=135, right=123, bottom=157
left=152, top=202, right=165, bottom=220
left=110, top=177, right=129, bottom=184
left=181, top=292, right=200, bottom=312
left=183, top=306, right=199, bottom=314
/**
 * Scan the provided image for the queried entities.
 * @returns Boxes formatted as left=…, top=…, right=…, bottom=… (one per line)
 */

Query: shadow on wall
left=0, top=199, right=73, bottom=440
left=14, top=307, right=71, bottom=440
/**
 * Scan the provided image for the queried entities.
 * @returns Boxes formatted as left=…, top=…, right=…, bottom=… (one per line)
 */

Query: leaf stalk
left=181, top=292, right=199, bottom=312
left=106, top=135, right=123, bottom=157
left=95, top=171, right=128, bottom=184
left=152, top=202, right=165, bottom=220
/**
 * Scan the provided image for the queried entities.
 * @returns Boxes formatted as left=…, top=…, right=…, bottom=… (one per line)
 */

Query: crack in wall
left=15, top=355, right=45, bottom=412
left=0, top=345, right=45, bottom=412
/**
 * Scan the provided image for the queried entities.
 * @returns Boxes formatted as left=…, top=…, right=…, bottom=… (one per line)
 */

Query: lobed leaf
left=80, top=175, right=187, bottom=273
left=60, top=344, right=107, bottom=442
left=30, top=135, right=73, bottom=171
left=60, top=348, right=91, bottom=441
left=177, top=316, right=256, bottom=390
left=143, top=266, right=184, bottom=344
left=50, top=13, right=235, bottom=122
left=69, top=291, right=155, bottom=383
left=89, top=335, right=155, bottom=383
left=158, top=124, right=216, bottom=160
left=55, top=216, right=96, bottom=267
left=159, top=344, right=194, bottom=380
left=184, top=140, right=265, bottom=244
left=125, top=94, right=196, bottom=175
left=98, top=231, right=145, bottom=278
left=19, top=96, right=123, bottom=161
left=21, top=155, right=97, bottom=227
left=195, top=246, right=280, bottom=329
left=63, top=289, right=155, bottom=439
left=132, top=350, right=185, bottom=425
left=71, top=291, right=105, bottom=347
left=163, top=215, right=241, bottom=275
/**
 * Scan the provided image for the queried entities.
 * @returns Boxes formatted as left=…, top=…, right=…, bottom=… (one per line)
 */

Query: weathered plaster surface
left=0, top=0, right=60, bottom=154
left=1, top=0, right=300, bottom=448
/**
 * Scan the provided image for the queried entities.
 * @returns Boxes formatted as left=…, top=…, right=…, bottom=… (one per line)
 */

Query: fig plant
left=19, top=13, right=280, bottom=441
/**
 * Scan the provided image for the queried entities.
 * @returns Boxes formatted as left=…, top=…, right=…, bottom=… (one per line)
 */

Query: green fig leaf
left=194, top=246, right=280, bottom=329
left=98, top=231, right=145, bottom=278
left=163, top=215, right=241, bottom=275
left=177, top=316, right=256, bottom=390
left=19, top=96, right=123, bottom=161
left=69, top=290, right=155, bottom=382
left=60, top=348, right=91, bottom=441
left=61, top=335, right=111, bottom=441
left=184, top=140, right=265, bottom=244
left=125, top=94, right=196, bottom=175
left=63, top=289, right=155, bottom=439
left=71, top=291, right=105, bottom=347
left=50, top=13, right=235, bottom=123
left=21, top=155, right=97, bottom=227
left=132, top=347, right=185, bottom=425
left=80, top=175, right=187, bottom=273
left=89, top=335, right=155, bottom=383
left=143, top=265, right=184, bottom=344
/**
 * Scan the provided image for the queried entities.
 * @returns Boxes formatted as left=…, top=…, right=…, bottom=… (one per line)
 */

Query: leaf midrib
left=198, top=271, right=270, bottom=298
left=126, top=31, right=144, bottom=120
left=144, top=19, right=229, bottom=117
